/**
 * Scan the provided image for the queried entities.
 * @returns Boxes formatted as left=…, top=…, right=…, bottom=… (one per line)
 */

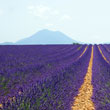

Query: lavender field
left=0, top=44, right=110, bottom=110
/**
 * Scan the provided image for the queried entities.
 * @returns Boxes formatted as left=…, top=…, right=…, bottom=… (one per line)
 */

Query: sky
left=0, top=0, right=110, bottom=44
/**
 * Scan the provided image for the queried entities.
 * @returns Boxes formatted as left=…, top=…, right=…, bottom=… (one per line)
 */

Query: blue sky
left=0, top=0, right=110, bottom=44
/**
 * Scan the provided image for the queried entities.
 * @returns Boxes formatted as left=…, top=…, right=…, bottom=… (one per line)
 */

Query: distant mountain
left=0, top=29, right=81, bottom=45
left=0, top=42, right=14, bottom=45
left=16, top=29, right=78, bottom=45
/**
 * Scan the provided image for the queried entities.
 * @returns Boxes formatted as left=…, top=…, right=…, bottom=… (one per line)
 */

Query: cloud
left=27, top=5, right=72, bottom=23
left=45, top=23, right=54, bottom=27
left=61, top=15, right=72, bottom=21
left=44, top=23, right=57, bottom=31
left=28, top=5, right=52, bottom=19
left=28, top=6, right=35, bottom=10
left=52, top=10, right=60, bottom=15
left=28, top=5, right=60, bottom=19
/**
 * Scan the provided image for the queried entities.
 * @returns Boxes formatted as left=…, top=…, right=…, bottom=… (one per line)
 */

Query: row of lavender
left=1, top=45, right=78, bottom=100
left=0, top=44, right=91, bottom=109
left=0, top=45, right=77, bottom=102
left=92, top=45, right=110, bottom=110
left=0, top=45, right=82, bottom=98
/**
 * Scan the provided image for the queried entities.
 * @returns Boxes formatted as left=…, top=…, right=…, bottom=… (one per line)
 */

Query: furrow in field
left=98, top=46, right=110, bottom=64
left=72, top=46, right=95, bottom=110
left=76, top=46, right=88, bottom=60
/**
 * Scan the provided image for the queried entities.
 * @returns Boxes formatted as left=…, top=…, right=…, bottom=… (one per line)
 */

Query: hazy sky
left=0, top=0, right=110, bottom=44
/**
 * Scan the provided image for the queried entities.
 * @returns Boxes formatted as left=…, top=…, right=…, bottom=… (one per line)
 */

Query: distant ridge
left=16, top=29, right=78, bottom=44
left=0, top=29, right=81, bottom=45
left=0, top=42, right=14, bottom=45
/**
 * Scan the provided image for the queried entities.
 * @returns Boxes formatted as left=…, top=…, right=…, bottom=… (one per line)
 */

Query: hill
left=16, top=29, right=78, bottom=44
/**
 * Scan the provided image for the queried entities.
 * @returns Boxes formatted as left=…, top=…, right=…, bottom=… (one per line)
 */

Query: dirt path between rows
left=72, top=46, right=95, bottom=110
left=78, top=46, right=88, bottom=59
left=98, top=46, right=110, bottom=64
